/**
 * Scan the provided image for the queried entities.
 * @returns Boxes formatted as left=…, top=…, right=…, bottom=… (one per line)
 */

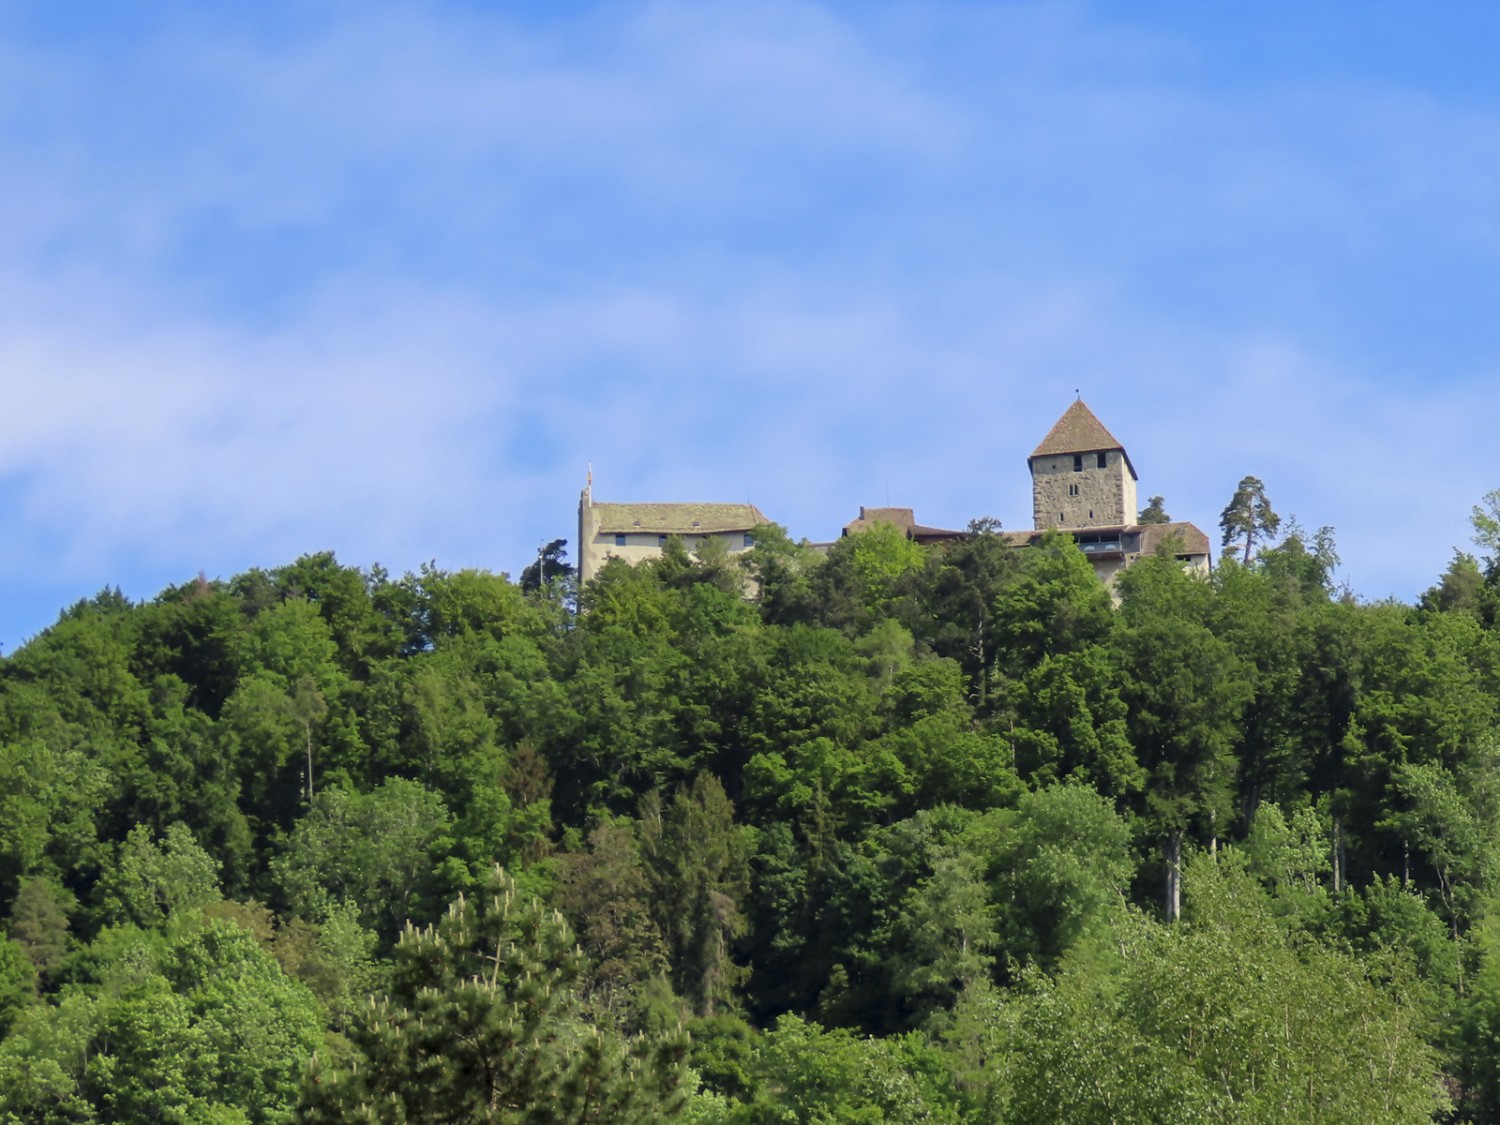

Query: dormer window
left=1073, top=455, right=1083, bottom=472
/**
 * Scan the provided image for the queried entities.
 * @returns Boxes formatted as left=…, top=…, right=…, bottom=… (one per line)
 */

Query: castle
left=577, top=400, right=1210, bottom=584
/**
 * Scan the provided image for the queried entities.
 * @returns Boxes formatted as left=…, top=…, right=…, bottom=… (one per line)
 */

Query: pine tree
left=1219, top=476, right=1281, bottom=564
left=1138, top=496, right=1171, bottom=525
left=301, top=867, right=689, bottom=1123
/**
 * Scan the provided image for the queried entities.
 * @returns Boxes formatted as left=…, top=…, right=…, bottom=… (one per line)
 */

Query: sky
left=2, top=0, right=1500, bottom=647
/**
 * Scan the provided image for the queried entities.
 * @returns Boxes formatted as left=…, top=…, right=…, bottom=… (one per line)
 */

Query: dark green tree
left=1138, top=496, right=1171, bottom=524
left=641, top=775, right=752, bottom=1018
left=1117, top=609, right=1250, bottom=921
left=302, top=869, right=689, bottom=1123
left=519, top=538, right=575, bottom=594
left=1219, top=475, right=1281, bottom=564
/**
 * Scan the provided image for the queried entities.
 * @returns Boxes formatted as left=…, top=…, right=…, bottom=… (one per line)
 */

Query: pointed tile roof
left=1029, top=400, right=1137, bottom=479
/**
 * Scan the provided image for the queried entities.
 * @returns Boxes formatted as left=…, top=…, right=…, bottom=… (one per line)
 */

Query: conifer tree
left=1139, top=496, right=1171, bottom=524
left=301, top=867, right=688, bottom=1123
left=1219, top=476, right=1281, bottom=564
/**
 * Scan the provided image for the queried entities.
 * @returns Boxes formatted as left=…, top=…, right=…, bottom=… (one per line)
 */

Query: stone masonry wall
left=1031, top=450, right=1138, bottom=529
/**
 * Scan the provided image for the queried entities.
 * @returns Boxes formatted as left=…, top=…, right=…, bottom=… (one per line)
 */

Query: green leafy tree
left=96, top=822, right=222, bottom=929
left=741, top=523, right=823, bottom=627
left=809, top=520, right=926, bottom=630
left=994, top=783, right=1135, bottom=969
left=1256, top=521, right=1339, bottom=598
left=271, top=778, right=453, bottom=938
left=920, top=519, right=1019, bottom=707
left=0, top=938, right=35, bottom=1036
left=1422, top=551, right=1494, bottom=621
left=1117, top=611, right=1249, bottom=920
left=0, top=916, right=322, bottom=1124
left=889, top=849, right=998, bottom=1020
left=1382, top=749, right=1500, bottom=939
left=999, top=859, right=1445, bottom=1124
left=1471, top=487, right=1500, bottom=573
left=730, top=1014, right=961, bottom=1125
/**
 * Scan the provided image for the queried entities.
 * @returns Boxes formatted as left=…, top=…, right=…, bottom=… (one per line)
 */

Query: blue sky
left=2, top=0, right=1499, bottom=646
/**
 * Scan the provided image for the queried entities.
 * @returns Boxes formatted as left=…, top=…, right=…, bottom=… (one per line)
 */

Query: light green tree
left=96, top=822, right=221, bottom=929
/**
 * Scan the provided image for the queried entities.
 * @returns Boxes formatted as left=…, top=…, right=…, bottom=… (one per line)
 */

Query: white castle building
left=577, top=400, right=1209, bottom=584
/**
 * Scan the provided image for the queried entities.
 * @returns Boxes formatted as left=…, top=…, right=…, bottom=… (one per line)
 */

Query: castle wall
left=1030, top=449, right=1137, bottom=529
left=580, top=530, right=755, bottom=582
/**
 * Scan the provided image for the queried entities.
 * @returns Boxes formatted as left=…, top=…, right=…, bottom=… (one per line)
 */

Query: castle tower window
left=1097, top=452, right=1107, bottom=468
left=1069, top=483, right=1080, bottom=496
left=1073, top=455, right=1083, bottom=472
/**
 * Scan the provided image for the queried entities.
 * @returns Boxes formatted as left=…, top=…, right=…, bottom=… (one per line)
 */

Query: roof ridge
left=1029, top=400, right=1125, bottom=458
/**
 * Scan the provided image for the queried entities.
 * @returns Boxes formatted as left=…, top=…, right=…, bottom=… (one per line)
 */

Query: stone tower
left=1029, top=400, right=1139, bottom=529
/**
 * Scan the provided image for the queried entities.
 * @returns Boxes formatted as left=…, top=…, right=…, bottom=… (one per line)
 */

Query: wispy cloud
left=1, top=1, right=1499, bottom=641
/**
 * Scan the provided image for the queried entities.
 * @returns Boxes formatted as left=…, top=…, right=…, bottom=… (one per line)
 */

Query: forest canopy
left=1, top=510, right=1499, bottom=1122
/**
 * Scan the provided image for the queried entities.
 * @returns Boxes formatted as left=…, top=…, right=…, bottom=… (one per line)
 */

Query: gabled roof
left=1029, top=400, right=1137, bottom=480
left=842, top=507, right=916, bottom=534
left=842, top=506, right=965, bottom=543
left=591, top=502, right=769, bottom=536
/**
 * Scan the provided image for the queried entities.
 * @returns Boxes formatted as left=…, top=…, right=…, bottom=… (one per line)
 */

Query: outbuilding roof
left=591, top=502, right=770, bottom=536
left=841, top=506, right=965, bottom=542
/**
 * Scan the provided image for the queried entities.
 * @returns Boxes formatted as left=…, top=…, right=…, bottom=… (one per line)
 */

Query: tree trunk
left=1165, top=832, right=1183, bottom=923
left=1331, top=814, right=1344, bottom=895
left=305, top=725, right=315, bottom=804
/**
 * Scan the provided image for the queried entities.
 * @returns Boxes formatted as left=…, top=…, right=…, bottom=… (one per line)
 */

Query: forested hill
left=3, top=519, right=1500, bottom=1121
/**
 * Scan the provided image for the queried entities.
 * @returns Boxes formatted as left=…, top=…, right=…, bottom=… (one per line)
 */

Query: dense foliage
left=3, top=512, right=1500, bottom=1121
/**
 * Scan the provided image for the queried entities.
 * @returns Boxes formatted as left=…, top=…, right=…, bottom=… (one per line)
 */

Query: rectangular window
left=658, top=534, right=668, bottom=545
left=614, top=534, right=627, bottom=547
left=1073, top=455, right=1083, bottom=472
left=1097, top=452, right=1107, bottom=468
left=1068, top=483, right=1080, bottom=496
left=743, top=533, right=755, bottom=547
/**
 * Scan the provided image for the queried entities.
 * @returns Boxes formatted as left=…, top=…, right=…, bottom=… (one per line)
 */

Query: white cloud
left=2, top=0, right=1500, bottom=644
